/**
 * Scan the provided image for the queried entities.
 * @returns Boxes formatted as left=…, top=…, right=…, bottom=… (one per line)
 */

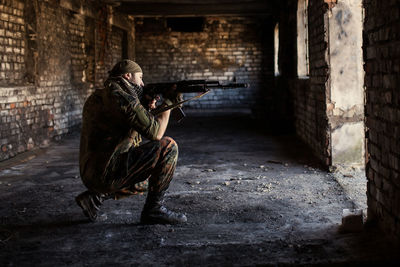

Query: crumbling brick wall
left=0, top=0, right=133, bottom=161
left=291, top=0, right=330, bottom=166
left=135, top=17, right=269, bottom=110
left=283, top=0, right=365, bottom=168
left=364, top=0, right=400, bottom=238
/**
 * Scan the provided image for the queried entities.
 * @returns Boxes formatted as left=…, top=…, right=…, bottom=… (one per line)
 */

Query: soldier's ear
left=122, top=73, right=131, bottom=80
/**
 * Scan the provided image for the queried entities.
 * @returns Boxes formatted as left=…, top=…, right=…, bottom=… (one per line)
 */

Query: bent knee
left=161, top=136, right=176, bottom=145
left=161, top=136, right=178, bottom=152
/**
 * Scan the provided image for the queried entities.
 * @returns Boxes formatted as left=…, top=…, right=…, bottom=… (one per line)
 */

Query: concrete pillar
left=326, top=0, right=365, bottom=170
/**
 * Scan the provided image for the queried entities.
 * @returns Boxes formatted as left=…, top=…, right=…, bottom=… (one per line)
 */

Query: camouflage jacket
left=79, top=76, right=160, bottom=193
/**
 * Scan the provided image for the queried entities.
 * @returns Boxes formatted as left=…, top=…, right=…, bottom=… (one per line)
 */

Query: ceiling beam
left=111, top=1, right=276, bottom=17
left=104, top=0, right=269, bottom=4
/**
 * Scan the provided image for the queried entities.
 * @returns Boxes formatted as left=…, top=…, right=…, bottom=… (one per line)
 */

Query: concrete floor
left=0, top=115, right=399, bottom=266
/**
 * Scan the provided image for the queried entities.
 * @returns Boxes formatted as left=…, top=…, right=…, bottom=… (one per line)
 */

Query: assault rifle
left=143, top=80, right=248, bottom=121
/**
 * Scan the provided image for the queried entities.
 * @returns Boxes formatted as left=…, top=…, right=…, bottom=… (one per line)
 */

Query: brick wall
left=135, top=17, right=270, bottom=110
left=291, top=0, right=330, bottom=165
left=364, top=0, right=400, bottom=237
left=0, top=0, right=25, bottom=86
left=94, top=21, right=126, bottom=88
left=0, top=0, right=133, bottom=161
left=69, top=13, right=86, bottom=84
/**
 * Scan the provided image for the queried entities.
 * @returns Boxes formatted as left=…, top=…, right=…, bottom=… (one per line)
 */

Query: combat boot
left=140, top=192, right=187, bottom=224
left=75, top=190, right=105, bottom=222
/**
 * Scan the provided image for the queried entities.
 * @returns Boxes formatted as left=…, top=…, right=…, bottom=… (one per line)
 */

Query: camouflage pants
left=103, top=136, right=178, bottom=198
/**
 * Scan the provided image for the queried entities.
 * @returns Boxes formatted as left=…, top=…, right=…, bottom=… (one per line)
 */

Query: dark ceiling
left=102, top=0, right=280, bottom=17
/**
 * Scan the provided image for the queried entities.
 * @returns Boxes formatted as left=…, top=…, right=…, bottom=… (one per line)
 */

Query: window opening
left=167, top=17, right=205, bottom=32
left=297, top=0, right=309, bottom=78
left=274, top=23, right=280, bottom=77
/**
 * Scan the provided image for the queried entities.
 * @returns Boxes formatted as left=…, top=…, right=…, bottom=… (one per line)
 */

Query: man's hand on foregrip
left=162, top=84, right=183, bottom=107
left=152, top=90, right=210, bottom=116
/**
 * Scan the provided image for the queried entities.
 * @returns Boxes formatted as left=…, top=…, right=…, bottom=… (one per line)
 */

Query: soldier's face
left=132, top=72, right=144, bottom=87
left=123, top=72, right=144, bottom=87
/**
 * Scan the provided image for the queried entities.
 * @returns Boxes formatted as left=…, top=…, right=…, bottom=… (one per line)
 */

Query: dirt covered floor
left=0, top=115, right=399, bottom=266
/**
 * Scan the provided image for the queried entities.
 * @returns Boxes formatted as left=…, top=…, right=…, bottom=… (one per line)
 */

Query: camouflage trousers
left=103, top=136, right=178, bottom=199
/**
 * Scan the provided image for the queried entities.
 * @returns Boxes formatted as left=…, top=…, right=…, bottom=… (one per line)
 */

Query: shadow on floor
left=0, top=114, right=398, bottom=266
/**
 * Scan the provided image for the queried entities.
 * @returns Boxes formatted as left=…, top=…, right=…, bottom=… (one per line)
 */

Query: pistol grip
left=171, top=107, right=186, bottom=122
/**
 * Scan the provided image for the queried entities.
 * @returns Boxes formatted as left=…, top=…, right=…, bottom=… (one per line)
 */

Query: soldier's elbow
left=154, top=133, right=163, bottom=141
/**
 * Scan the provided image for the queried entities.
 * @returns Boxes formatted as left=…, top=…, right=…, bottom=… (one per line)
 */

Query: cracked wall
left=285, top=0, right=364, bottom=168
left=327, top=0, right=365, bottom=169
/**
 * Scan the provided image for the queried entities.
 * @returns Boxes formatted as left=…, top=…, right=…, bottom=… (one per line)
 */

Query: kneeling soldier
left=76, top=59, right=186, bottom=224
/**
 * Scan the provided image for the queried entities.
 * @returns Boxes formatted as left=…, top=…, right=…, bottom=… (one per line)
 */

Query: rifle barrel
left=144, top=81, right=248, bottom=94
left=206, top=83, right=248, bottom=89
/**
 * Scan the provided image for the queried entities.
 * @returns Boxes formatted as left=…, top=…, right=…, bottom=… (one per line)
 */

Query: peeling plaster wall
left=327, top=0, right=365, bottom=168
left=331, top=121, right=364, bottom=163
left=0, top=0, right=134, bottom=161
left=288, top=0, right=365, bottom=168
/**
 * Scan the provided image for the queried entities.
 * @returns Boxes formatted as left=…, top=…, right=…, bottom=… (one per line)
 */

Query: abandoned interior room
left=0, top=0, right=400, bottom=265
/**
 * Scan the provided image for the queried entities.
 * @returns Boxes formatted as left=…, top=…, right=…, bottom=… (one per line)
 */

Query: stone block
left=340, top=209, right=364, bottom=233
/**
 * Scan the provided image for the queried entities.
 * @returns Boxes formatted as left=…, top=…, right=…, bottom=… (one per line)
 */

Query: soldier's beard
left=128, top=80, right=144, bottom=99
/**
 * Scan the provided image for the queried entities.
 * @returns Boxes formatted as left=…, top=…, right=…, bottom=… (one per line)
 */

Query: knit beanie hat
left=109, top=59, right=142, bottom=76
